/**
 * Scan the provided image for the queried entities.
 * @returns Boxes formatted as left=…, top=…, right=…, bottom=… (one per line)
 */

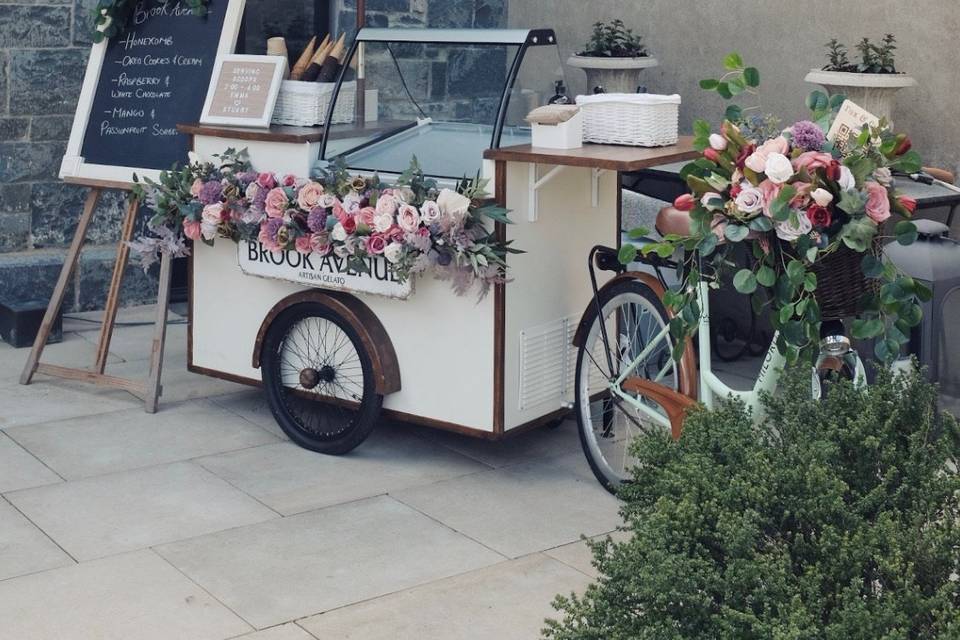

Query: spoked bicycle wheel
left=260, top=302, right=382, bottom=455
left=575, top=278, right=687, bottom=492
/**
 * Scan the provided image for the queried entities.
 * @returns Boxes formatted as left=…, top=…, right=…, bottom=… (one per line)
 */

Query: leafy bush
left=579, top=20, right=648, bottom=58
left=545, top=367, right=960, bottom=639
left=823, top=34, right=899, bottom=74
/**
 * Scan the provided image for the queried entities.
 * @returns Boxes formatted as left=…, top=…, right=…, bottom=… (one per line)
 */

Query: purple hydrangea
left=251, top=185, right=268, bottom=212
left=307, top=206, right=328, bottom=233
left=791, top=120, right=827, bottom=152
left=264, top=217, right=284, bottom=242
left=198, top=180, right=223, bottom=205
left=237, top=171, right=259, bottom=185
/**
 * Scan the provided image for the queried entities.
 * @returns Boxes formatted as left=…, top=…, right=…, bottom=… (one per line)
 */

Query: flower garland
left=130, top=150, right=517, bottom=298
left=92, top=0, right=211, bottom=42
left=631, top=53, right=927, bottom=364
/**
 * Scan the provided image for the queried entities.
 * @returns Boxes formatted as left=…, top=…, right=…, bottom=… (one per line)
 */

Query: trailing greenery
left=544, top=366, right=960, bottom=639
left=823, top=34, right=900, bottom=74
left=579, top=20, right=648, bottom=58
left=92, top=0, right=211, bottom=42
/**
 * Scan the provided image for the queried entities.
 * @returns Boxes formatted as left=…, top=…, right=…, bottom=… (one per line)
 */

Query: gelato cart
left=183, top=28, right=697, bottom=453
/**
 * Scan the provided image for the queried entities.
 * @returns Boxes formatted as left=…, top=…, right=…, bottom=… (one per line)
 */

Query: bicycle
left=571, top=206, right=869, bottom=493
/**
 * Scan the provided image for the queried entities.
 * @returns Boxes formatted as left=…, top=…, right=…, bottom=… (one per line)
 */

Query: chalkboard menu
left=80, top=0, right=231, bottom=172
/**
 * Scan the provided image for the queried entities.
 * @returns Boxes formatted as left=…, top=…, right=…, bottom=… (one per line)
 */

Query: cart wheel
left=260, top=302, right=382, bottom=455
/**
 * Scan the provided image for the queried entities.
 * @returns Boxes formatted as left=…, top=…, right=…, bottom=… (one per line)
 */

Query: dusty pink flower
left=257, top=173, right=276, bottom=189
left=366, top=234, right=387, bottom=255
left=376, top=194, right=399, bottom=216
left=745, top=136, right=789, bottom=174
left=296, top=182, right=325, bottom=211
left=295, top=235, right=313, bottom=254
left=183, top=219, right=201, bottom=241
left=759, top=180, right=782, bottom=217
left=190, top=178, right=204, bottom=197
left=281, top=174, right=297, bottom=188
left=264, top=187, right=289, bottom=218
left=311, top=231, right=332, bottom=255
left=865, top=181, right=892, bottom=223
left=792, top=151, right=835, bottom=173
left=356, top=207, right=376, bottom=228
left=397, top=204, right=421, bottom=233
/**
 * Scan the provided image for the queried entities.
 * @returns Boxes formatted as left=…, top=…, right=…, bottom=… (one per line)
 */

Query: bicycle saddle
left=655, top=206, right=692, bottom=237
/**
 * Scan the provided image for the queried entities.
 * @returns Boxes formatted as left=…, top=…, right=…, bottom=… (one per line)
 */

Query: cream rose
left=437, top=189, right=471, bottom=220
left=296, top=182, right=325, bottom=211
left=764, top=153, right=794, bottom=184
left=811, top=188, right=834, bottom=207
left=775, top=212, right=813, bottom=242
left=376, top=194, right=399, bottom=216
left=383, top=243, right=404, bottom=264
left=373, top=212, right=394, bottom=233
left=734, top=185, right=764, bottom=215
left=331, top=222, right=348, bottom=242
left=838, top=166, right=857, bottom=192
left=420, top=200, right=441, bottom=224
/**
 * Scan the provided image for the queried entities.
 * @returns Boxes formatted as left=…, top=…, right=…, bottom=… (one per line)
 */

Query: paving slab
left=0, top=331, right=123, bottom=386
left=210, top=389, right=287, bottom=440
left=0, top=550, right=252, bottom=640
left=0, top=431, right=60, bottom=493
left=392, top=454, right=621, bottom=559
left=156, top=495, right=505, bottom=630
left=543, top=530, right=632, bottom=579
left=415, top=417, right=582, bottom=469
left=76, top=320, right=188, bottom=364
left=0, top=497, right=73, bottom=581
left=6, top=461, right=278, bottom=561
left=229, top=624, right=317, bottom=640
left=7, top=399, right=278, bottom=480
left=196, top=425, right=489, bottom=515
left=108, top=348, right=249, bottom=403
left=0, top=374, right=140, bottom=429
left=299, top=554, right=591, bottom=640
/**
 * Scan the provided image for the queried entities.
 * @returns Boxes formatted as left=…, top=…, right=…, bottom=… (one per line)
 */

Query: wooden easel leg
left=94, top=196, right=140, bottom=374
left=20, top=188, right=103, bottom=386
left=144, top=251, right=173, bottom=414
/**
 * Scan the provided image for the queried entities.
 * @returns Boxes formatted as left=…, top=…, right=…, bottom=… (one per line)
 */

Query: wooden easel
left=19, top=177, right=173, bottom=414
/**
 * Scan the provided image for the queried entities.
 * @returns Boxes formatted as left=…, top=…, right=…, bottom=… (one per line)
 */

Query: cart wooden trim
left=483, top=137, right=697, bottom=172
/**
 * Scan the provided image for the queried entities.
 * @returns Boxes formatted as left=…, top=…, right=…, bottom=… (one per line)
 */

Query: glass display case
left=318, top=28, right=564, bottom=180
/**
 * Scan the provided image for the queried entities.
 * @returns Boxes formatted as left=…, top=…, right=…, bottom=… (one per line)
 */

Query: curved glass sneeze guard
left=320, top=28, right=565, bottom=180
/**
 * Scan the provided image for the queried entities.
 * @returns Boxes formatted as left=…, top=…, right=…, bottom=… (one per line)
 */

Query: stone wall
left=0, top=0, right=506, bottom=313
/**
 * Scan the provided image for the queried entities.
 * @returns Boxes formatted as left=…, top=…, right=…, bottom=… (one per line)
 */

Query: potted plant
left=805, top=35, right=916, bottom=125
left=567, top=20, right=658, bottom=94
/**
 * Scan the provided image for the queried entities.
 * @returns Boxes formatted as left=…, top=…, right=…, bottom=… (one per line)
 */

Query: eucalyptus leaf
left=733, top=269, right=758, bottom=294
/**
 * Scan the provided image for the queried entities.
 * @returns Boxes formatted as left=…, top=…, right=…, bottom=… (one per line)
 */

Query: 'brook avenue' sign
left=237, top=241, right=413, bottom=299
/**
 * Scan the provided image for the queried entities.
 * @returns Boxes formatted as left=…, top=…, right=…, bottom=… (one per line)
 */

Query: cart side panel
left=191, top=240, right=496, bottom=431
left=501, top=162, right=618, bottom=432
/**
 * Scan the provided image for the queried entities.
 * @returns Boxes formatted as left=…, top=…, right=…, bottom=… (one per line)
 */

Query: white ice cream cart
left=183, top=28, right=697, bottom=453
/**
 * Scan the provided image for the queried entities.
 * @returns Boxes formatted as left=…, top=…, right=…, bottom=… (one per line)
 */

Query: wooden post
left=94, top=195, right=140, bottom=373
left=20, top=183, right=173, bottom=413
left=20, top=188, right=103, bottom=385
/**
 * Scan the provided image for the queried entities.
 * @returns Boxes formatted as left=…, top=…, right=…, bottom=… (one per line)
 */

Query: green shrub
left=545, top=368, right=960, bottom=639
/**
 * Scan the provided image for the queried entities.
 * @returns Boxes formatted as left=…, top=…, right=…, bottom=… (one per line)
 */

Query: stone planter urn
left=567, top=55, right=659, bottom=94
left=804, top=69, right=917, bottom=126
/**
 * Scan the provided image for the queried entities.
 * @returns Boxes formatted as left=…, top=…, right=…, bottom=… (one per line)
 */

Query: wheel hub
left=299, top=365, right=336, bottom=390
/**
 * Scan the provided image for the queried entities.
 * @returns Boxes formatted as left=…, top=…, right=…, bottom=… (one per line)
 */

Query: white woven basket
left=575, top=93, right=680, bottom=147
left=271, top=80, right=357, bottom=127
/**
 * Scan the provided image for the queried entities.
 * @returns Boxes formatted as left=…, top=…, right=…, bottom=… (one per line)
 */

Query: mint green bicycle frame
left=604, top=279, right=869, bottom=429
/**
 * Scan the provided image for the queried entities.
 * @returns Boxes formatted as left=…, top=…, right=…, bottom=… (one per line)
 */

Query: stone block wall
left=0, top=0, right=506, bottom=314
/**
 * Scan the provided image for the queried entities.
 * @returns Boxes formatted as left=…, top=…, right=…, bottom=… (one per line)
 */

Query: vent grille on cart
left=518, top=315, right=579, bottom=411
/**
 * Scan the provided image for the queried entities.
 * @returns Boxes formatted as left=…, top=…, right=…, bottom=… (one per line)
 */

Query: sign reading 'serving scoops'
left=238, top=241, right=412, bottom=299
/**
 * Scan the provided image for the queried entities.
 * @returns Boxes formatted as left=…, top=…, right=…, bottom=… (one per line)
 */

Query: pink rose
left=420, top=200, right=441, bottom=224
left=264, top=188, right=288, bottom=219
left=296, top=182, right=325, bottom=211
left=365, top=234, right=387, bottom=255
left=201, top=203, right=224, bottom=225
left=388, top=225, right=406, bottom=243
left=183, top=219, right=201, bottom=241
left=190, top=178, right=203, bottom=197
left=417, top=226, right=431, bottom=238
left=789, top=182, right=812, bottom=208
left=759, top=180, right=782, bottom=217
left=311, top=231, right=332, bottom=255
left=341, top=215, right=357, bottom=235
left=295, top=235, right=313, bottom=254
left=864, top=181, right=892, bottom=223
left=332, top=200, right=348, bottom=222
left=397, top=204, right=421, bottom=233
left=376, top=194, right=399, bottom=216
left=356, top=207, right=376, bottom=228
left=281, top=174, right=298, bottom=188
left=257, top=173, right=276, bottom=189
left=792, top=151, right=835, bottom=173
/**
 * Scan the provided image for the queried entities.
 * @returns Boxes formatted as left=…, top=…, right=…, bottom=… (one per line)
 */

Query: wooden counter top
left=483, top=136, right=699, bottom=172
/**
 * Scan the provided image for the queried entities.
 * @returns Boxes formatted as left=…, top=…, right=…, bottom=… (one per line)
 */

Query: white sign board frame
left=200, top=54, right=287, bottom=128
left=60, top=0, right=246, bottom=185
left=237, top=242, right=413, bottom=299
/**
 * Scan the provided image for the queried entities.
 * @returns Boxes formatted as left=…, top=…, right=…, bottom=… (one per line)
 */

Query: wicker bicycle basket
left=803, top=240, right=881, bottom=320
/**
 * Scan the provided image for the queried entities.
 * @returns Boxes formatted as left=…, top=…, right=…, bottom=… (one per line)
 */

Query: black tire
left=575, top=278, right=679, bottom=493
left=260, top=302, right=382, bottom=455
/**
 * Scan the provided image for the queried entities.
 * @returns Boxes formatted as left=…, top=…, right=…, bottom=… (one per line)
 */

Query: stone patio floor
left=0, top=304, right=627, bottom=640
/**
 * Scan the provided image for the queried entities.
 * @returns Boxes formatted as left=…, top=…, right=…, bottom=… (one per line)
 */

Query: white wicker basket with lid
left=575, top=93, right=680, bottom=147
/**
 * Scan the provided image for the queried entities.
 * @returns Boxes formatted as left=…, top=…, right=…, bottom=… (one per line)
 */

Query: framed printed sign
left=200, top=55, right=287, bottom=128
left=237, top=242, right=413, bottom=299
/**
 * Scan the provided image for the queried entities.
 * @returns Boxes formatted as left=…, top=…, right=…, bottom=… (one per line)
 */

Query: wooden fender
left=571, top=271, right=699, bottom=401
left=252, top=290, right=402, bottom=395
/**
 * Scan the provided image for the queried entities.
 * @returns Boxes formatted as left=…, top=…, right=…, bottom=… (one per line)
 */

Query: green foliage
left=824, top=34, right=899, bottom=74
left=579, top=20, right=648, bottom=58
left=92, top=0, right=211, bottom=42
left=544, top=367, right=960, bottom=639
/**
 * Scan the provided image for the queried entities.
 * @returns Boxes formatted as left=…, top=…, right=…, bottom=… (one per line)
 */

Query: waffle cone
left=290, top=36, right=317, bottom=80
